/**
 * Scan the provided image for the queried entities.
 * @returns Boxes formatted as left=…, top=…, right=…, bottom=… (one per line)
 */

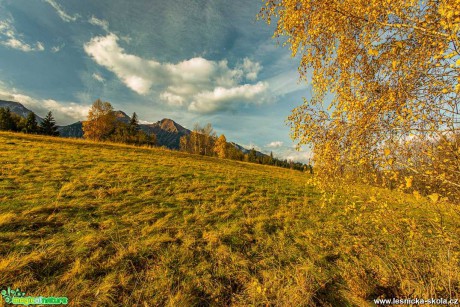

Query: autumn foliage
left=260, top=0, right=460, bottom=201
left=83, top=99, right=155, bottom=146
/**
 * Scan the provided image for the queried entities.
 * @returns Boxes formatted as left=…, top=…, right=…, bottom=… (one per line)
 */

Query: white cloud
left=238, top=58, right=262, bottom=81
left=0, top=87, right=90, bottom=124
left=44, top=0, right=79, bottom=22
left=92, top=73, right=105, bottom=82
left=51, top=43, right=65, bottom=53
left=188, top=82, right=268, bottom=113
left=266, top=145, right=312, bottom=163
left=266, top=141, right=283, bottom=148
left=160, top=92, right=185, bottom=106
left=0, top=19, right=45, bottom=52
left=36, top=42, right=45, bottom=51
left=88, top=16, right=109, bottom=32
left=84, top=33, right=270, bottom=113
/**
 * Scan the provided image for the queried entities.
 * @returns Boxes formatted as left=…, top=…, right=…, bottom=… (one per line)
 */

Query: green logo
left=1, top=287, right=68, bottom=305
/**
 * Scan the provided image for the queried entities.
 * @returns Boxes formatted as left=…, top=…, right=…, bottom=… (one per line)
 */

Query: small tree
left=83, top=99, right=116, bottom=141
left=24, top=112, right=39, bottom=134
left=180, top=135, right=190, bottom=153
left=0, top=108, right=17, bottom=131
left=248, top=148, right=257, bottom=163
left=39, top=111, right=59, bottom=136
left=214, top=134, right=228, bottom=158
left=129, top=112, right=140, bottom=135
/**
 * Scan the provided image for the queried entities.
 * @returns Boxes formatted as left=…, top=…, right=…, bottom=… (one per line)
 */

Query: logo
left=1, top=287, right=68, bottom=305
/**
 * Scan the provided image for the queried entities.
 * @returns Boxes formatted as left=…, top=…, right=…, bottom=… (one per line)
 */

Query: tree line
left=2, top=99, right=312, bottom=172
left=179, top=123, right=312, bottom=172
left=0, top=107, right=59, bottom=136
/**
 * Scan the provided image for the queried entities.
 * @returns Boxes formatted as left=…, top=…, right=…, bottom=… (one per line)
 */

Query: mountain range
left=0, top=99, right=266, bottom=156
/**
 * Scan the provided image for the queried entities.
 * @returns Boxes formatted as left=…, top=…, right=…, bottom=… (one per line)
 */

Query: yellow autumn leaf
left=428, top=193, right=439, bottom=203
left=384, top=148, right=391, bottom=156
left=368, top=48, right=378, bottom=56
left=405, top=176, right=413, bottom=188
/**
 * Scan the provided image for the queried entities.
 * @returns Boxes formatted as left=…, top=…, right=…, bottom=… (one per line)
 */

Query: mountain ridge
left=1, top=100, right=267, bottom=157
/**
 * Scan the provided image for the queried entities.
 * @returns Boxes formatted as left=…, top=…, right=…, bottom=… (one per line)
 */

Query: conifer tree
left=24, top=112, right=39, bottom=134
left=129, top=112, right=140, bottom=134
left=40, top=111, right=59, bottom=136
left=0, top=107, right=17, bottom=131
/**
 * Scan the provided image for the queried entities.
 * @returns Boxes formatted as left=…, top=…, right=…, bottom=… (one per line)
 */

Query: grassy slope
left=0, top=132, right=458, bottom=306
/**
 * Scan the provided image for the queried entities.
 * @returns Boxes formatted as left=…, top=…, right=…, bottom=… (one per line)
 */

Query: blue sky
left=0, top=0, right=312, bottom=162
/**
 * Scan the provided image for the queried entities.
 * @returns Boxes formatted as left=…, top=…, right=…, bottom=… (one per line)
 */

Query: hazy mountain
left=0, top=100, right=43, bottom=122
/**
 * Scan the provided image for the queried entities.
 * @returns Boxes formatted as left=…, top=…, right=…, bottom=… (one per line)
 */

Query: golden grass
left=0, top=131, right=459, bottom=306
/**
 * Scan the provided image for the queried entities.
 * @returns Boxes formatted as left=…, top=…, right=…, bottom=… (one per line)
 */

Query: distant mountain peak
left=157, top=118, right=188, bottom=134
left=0, top=99, right=44, bottom=122
left=114, top=110, right=130, bottom=122
left=158, top=118, right=177, bottom=132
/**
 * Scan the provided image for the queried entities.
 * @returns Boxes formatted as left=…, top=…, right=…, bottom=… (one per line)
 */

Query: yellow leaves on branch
left=260, top=0, right=460, bottom=201
left=368, top=48, right=379, bottom=57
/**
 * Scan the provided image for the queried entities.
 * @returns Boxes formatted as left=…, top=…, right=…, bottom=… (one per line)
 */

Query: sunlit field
left=0, top=132, right=458, bottom=306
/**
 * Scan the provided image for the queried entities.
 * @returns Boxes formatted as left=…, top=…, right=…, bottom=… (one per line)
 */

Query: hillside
left=0, top=100, right=43, bottom=122
left=0, top=132, right=458, bottom=306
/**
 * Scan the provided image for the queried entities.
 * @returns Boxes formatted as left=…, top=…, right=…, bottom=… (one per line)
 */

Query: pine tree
left=129, top=112, right=140, bottom=134
left=0, top=107, right=17, bottom=131
left=24, top=112, right=39, bottom=134
left=248, top=148, right=257, bottom=163
left=269, top=151, right=274, bottom=165
left=40, top=111, right=59, bottom=136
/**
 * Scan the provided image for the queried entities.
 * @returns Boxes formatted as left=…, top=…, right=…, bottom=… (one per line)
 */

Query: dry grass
left=0, top=131, right=459, bottom=306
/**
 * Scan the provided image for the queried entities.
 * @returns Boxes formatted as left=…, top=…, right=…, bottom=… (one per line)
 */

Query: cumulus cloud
left=238, top=58, right=262, bottom=81
left=188, top=82, right=268, bottom=113
left=84, top=33, right=269, bottom=113
left=160, top=92, right=185, bottom=106
left=0, top=87, right=90, bottom=124
left=266, top=141, right=284, bottom=148
left=44, top=0, right=79, bottom=22
left=88, top=16, right=109, bottom=32
left=0, top=19, right=45, bottom=52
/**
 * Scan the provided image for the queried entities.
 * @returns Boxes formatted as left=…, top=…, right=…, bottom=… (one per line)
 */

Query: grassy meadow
left=0, top=131, right=459, bottom=306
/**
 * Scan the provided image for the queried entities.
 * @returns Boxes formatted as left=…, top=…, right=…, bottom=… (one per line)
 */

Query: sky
left=0, top=0, right=312, bottom=162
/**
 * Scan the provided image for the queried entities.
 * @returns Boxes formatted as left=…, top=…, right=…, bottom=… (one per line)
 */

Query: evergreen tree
left=40, top=111, right=59, bottom=136
left=248, top=148, right=257, bottom=163
left=0, top=108, right=17, bottom=131
left=24, top=112, right=39, bottom=134
left=269, top=151, right=274, bottom=165
left=129, top=112, right=140, bottom=134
